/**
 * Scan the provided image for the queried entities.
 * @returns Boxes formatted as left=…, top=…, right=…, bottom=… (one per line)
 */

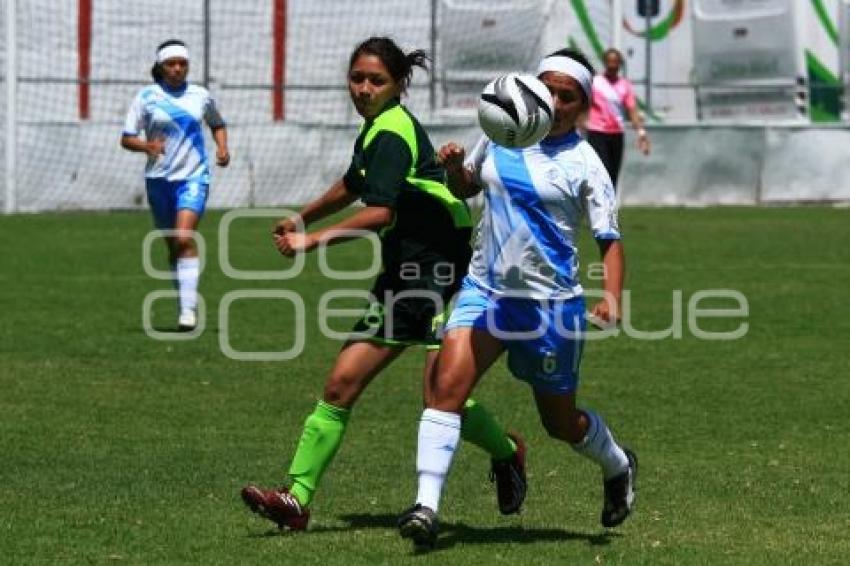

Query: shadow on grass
left=133, top=325, right=222, bottom=334
left=133, top=324, right=219, bottom=334
left=146, top=325, right=183, bottom=333
left=306, top=513, right=619, bottom=549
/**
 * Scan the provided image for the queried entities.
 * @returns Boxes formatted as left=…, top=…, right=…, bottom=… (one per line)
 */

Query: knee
left=322, top=371, right=362, bottom=408
left=428, top=370, right=470, bottom=413
left=173, top=234, right=196, bottom=257
left=541, top=412, right=585, bottom=444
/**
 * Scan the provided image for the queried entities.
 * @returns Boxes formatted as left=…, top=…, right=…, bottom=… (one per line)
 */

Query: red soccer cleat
left=240, top=485, right=310, bottom=531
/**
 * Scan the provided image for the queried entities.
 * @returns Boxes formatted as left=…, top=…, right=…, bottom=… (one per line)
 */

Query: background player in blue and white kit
left=399, top=49, right=637, bottom=548
left=121, top=39, right=230, bottom=330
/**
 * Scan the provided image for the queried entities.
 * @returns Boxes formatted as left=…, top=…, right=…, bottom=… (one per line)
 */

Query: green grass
left=1, top=207, right=848, bottom=564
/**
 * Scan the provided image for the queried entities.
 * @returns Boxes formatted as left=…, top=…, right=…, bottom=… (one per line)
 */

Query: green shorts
left=350, top=267, right=459, bottom=348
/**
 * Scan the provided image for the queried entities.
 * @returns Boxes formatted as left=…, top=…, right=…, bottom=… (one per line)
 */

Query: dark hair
left=542, top=47, right=595, bottom=106
left=151, top=39, right=187, bottom=83
left=348, top=36, right=429, bottom=95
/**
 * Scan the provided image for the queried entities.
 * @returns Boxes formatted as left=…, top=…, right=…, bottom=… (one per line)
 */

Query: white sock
left=415, top=408, right=461, bottom=512
left=169, top=258, right=179, bottom=290
left=176, top=257, right=200, bottom=314
left=571, top=409, right=629, bottom=480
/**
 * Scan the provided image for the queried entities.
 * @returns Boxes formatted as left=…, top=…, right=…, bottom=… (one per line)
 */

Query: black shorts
left=350, top=260, right=463, bottom=348
left=586, top=131, right=625, bottom=188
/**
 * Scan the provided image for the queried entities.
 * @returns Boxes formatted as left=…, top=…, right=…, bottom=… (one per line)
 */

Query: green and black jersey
left=343, top=99, right=473, bottom=346
left=343, top=100, right=472, bottom=271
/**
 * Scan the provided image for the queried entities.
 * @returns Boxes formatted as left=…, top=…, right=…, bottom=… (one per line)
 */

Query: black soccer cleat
left=601, top=447, right=637, bottom=528
left=398, top=503, right=438, bottom=549
left=489, top=431, right=527, bottom=515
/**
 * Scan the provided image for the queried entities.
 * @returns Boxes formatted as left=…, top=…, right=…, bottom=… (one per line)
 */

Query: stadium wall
left=619, top=125, right=850, bottom=205
left=7, top=122, right=850, bottom=212
left=2, top=1, right=850, bottom=212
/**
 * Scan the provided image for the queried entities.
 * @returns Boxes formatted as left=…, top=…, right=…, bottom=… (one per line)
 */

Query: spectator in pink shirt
left=585, top=48, right=650, bottom=189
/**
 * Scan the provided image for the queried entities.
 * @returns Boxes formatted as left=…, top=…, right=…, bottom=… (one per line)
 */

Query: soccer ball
left=477, top=73, right=554, bottom=148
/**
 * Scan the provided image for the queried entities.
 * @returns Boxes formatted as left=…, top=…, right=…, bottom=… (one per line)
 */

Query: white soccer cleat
left=178, top=309, right=197, bottom=331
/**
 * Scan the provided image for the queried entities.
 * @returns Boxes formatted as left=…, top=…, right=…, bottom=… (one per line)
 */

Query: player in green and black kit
left=240, top=37, right=527, bottom=531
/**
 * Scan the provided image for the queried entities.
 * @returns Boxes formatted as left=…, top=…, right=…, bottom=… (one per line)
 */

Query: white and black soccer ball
left=477, top=73, right=554, bottom=148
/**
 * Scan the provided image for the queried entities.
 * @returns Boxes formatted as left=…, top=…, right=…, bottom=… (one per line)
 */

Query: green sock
left=287, top=400, right=350, bottom=507
left=461, top=398, right=516, bottom=461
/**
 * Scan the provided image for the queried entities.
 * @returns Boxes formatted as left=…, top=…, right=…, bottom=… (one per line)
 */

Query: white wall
left=8, top=121, right=850, bottom=211
left=620, top=125, right=850, bottom=205
left=2, top=1, right=849, bottom=211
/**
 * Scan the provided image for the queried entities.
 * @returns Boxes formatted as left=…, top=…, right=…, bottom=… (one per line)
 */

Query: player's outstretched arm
left=273, top=178, right=357, bottom=235
left=274, top=205, right=392, bottom=257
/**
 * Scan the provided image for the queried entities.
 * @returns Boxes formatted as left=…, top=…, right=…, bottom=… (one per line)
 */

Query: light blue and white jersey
left=123, top=83, right=224, bottom=182
left=464, top=130, right=620, bottom=299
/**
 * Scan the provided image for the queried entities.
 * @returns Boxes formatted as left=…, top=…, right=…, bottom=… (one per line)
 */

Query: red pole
left=78, top=0, right=92, bottom=120
left=272, top=0, right=286, bottom=121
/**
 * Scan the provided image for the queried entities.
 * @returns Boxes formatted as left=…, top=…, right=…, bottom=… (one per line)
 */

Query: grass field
left=1, top=207, right=848, bottom=565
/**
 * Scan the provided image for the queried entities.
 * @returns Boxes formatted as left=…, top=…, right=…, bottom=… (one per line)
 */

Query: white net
left=0, top=0, right=558, bottom=212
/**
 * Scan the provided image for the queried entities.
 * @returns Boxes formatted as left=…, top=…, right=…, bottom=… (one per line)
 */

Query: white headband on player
left=536, top=56, right=592, bottom=102
left=156, top=45, right=190, bottom=64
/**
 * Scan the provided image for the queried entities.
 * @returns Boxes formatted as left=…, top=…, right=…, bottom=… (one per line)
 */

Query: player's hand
left=216, top=147, right=230, bottom=167
left=437, top=143, right=466, bottom=174
left=637, top=131, right=650, bottom=155
left=272, top=216, right=300, bottom=237
left=588, top=299, right=620, bottom=329
left=274, top=231, right=316, bottom=257
left=146, top=138, right=166, bottom=158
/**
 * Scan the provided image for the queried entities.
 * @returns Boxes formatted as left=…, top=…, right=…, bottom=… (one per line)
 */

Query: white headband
left=157, top=45, right=189, bottom=64
left=536, top=56, right=592, bottom=102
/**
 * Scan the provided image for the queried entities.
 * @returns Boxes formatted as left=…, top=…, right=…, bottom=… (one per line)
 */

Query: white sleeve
left=204, top=92, right=225, bottom=129
left=463, top=134, right=490, bottom=187
left=582, top=156, right=621, bottom=240
left=122, top=92, right=144, bottom=136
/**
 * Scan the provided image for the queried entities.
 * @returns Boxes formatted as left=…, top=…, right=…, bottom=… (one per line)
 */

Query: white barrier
left=4, top=122, right=850, bottom=212
left=620, top=125, right=850, bottom=205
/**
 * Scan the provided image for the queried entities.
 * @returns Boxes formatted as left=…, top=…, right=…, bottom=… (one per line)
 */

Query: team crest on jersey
left=544, top=167, right=573, bottom=197
left=541, top=350, right=558, bottom=375
left=362, top=302, right=385, bottom=329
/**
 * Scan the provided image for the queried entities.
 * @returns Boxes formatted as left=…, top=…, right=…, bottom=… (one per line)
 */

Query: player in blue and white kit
left=399, top=49, right=637, bottom=548
left=121, top=39, right=230, bottom=330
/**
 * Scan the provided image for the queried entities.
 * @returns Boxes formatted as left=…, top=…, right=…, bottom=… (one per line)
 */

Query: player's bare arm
left=211, top=126, right=230, bottom=166
left=591, top=239, right=624, bottom=323
left=274, top=204, right=392, bottom=257
left=627, top=106, right=650, bottom=155
left=273, top=178, right=358, bottom=235
left=120, top=134, right=165, bottom=159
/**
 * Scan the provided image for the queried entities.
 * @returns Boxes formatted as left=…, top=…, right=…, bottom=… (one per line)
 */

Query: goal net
left=0, top=0, right=559, bottom=213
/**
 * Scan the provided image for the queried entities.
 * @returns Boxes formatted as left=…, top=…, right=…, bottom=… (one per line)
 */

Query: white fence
left=2, top=0, right=849, bottom=212
left=619, top=125, right=850, bottom=205
left=6, top=121, right=850, bottom=212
